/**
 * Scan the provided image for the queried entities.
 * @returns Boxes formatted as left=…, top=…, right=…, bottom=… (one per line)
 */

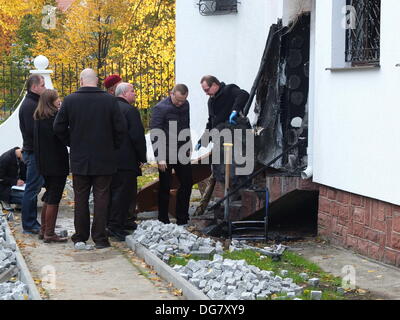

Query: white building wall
left=313, top=0, right=400, bottom=205
left=176, top=0, right=283, bottom=148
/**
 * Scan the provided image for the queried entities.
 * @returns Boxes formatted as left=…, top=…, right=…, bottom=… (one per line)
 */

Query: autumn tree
left=32, top=0, right=176, bottom=113
left=0, top=0, right=44, bottom=60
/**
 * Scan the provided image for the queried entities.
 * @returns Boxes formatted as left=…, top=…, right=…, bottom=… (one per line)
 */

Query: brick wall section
left=213, top=177, right=319, bottom=200
left=319, top=185, right=400, bottom=267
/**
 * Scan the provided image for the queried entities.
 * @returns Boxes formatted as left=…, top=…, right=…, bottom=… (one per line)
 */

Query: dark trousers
left=108, top=170, right=137, bottom=231
left=158, top=163, right=192, bottom=225
left=71, top=175, right=112, bottom=245
left=21, top=151, right=44, bottom=230
left=42, top=175, right=67, bottom=205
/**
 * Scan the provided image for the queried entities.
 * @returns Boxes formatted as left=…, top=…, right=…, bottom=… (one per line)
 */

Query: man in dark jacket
left=18, top=75, right=46, bottom=233
left=194, top=75, right=250, bottom=216
left=196, top=75, right=250, bottom=149
left=53, top=68, right=127, bottom=249
left=150, top=84, right=192, bottom=226
left=0, top=147, right=26, bottom=206
left=107, top=82, right=147, bottom=241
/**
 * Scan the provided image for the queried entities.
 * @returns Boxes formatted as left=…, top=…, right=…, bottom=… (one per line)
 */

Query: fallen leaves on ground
left=172, top=289, right=183, bottom=296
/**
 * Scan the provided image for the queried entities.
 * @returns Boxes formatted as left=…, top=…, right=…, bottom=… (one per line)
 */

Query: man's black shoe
left=95, top=242, right=111, bottom=249
left=108, top=228, right=127, bottom=242
left=124, top=221, right=137, bottom=231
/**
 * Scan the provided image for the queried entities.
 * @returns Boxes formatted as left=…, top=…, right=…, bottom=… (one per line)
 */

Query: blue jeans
left=9, top=189, right=24, bottom=205
left=21, top=151, right=44, bottom=230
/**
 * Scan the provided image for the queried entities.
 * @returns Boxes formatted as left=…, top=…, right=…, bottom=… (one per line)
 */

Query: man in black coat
left=194, top=75, right=250, bottom=216
left=0, top=147, right=26, bottom=206
left=107, top=82, right=147, bottom=241
left=18, top=75, right=46, bottom=233
left=53, top=68, right=127, bottom=249
left=150, top=84, right=192, bottom=226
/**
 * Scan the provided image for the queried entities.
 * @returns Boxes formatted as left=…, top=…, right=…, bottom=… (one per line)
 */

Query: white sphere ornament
left=34, top=55, right=49, bottom=70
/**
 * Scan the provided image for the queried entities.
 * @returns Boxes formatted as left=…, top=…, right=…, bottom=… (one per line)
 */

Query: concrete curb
left=4, top=221, right=42, bottom=300
left=126, top=235, right=209, bottom=300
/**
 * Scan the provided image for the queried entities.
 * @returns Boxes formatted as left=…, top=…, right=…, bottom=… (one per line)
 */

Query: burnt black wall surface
left=280, top=13, right=310, bottom=170
left=255, top=13, right=310, bottom=174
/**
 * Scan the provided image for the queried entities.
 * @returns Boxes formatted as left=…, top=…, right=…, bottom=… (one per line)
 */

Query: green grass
left=168, top=249, right=347, bottom=300
left=223, top=249, right=344, bottom=300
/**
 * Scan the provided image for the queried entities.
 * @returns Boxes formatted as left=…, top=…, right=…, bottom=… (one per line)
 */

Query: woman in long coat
left=34, top=89, right=69, bottom=243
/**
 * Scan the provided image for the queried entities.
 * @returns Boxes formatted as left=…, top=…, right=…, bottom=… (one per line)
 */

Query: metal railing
left=345, top=0, right=381, bottom=65
left=0, top=60, right=175, bottom=129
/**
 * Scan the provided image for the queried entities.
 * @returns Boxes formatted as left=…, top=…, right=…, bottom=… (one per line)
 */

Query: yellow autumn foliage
left=0, top=0, right=43, bottom=55
left=32, top=0, right=175, bottom=110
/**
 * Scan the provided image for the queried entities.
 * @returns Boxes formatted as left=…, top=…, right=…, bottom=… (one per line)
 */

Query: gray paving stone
left=310, top=290, right=322, bottom=300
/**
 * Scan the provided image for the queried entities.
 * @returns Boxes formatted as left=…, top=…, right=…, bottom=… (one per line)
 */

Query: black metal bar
left=209, top=139, right=307, bottom=211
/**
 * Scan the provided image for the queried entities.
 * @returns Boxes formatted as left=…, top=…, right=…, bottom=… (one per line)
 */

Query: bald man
left=54, top=68, right=127, bottom=249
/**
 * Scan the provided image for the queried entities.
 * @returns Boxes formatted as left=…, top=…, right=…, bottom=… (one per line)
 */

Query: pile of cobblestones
left=173, top=254, right=304, bottom=300
left=131, top=220, right=224, bottom=262
left=0, top=217, right=28, bottom=300
left=130, top=220, right=323, bottom=300
left=131, top=220, right=287, bottom=262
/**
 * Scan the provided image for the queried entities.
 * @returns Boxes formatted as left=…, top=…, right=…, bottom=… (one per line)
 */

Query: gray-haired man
left=107, top=82, right=147, bottom=241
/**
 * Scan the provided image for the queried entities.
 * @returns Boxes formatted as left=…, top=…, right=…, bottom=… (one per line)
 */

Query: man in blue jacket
left=150, top=84, right=193, bottom=226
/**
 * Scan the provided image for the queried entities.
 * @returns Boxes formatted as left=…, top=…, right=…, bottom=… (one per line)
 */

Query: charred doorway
left=251, top=13, right=318, bottom=240
left=255, top=13, right=310, bottom=174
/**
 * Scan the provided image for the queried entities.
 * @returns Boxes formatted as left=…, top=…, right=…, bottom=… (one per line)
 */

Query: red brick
left=363, top=199, right=372, bottom=226
left=299, top=178, right=319, bottom=191
left=383, top=249, right=399, bottom=266
left=351, top=222, right=364, bottom=238
left=319, top=197, right=331, bottom=214
left=327, top=188, right=336, bottom=200
left=377, top=202, right=391, bottom=221
left=391, top=232, right=400, bottom=251
left=371, top=218, right=386, bottom=232
left=346, top=235, right=358, bottom=249
left=269, top=177, right=282, bottom=202
left=378, top=233, right=386, bottom=247
left=351, top=194, right=363, bottom=207
left=318, top=213, right=332, bottom=231
left=371, top=200, right=384, bottom=222
left=342, top=226, right=349, bottom=239
left=393, top=214, right=400, bottom=233
left=331, top=202, right=340, bottom=217
left=319, top=185, right=328, bottom=197
left=365, top=228, right=379, bottom=244
left=287, top=177, right=298, bottom=194
left=353, top=207, right=366, bottom=224
left=336, top=190, right=350, bottom=205
left=318, top=227, right=329, bottom=237
left=368, top=243, right=382, bottom=261
left=357, top=239, right=369, bottom=256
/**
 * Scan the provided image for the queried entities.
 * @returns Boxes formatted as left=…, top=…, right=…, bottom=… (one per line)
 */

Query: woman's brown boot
left=44, top=204, right=68, bottom=243
left=38, top=203, right=48, bottom=240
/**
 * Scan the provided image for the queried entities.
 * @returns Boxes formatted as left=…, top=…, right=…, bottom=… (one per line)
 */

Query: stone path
left=8, top=200, right=181, bottom=300
left=291, top=241, right=400, bottom=300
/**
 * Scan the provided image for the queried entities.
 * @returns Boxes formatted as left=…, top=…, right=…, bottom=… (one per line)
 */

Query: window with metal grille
left=198, top=0, right=238, bottom=16
left=345, top=0, right=381, bottom=66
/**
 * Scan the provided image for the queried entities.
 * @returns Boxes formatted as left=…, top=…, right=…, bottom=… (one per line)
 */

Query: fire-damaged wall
left=255, top=13, right=310, bottom=174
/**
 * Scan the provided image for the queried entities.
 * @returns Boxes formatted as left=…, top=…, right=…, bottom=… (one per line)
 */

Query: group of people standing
left=15, top=69, right=146, bottom=249
left=0, top=68, right=249, bottom=250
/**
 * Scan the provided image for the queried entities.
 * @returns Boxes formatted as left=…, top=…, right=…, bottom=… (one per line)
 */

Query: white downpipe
left=301, top=0, right=315, bottom=180
left=0, top=56, right=53, bottom=155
